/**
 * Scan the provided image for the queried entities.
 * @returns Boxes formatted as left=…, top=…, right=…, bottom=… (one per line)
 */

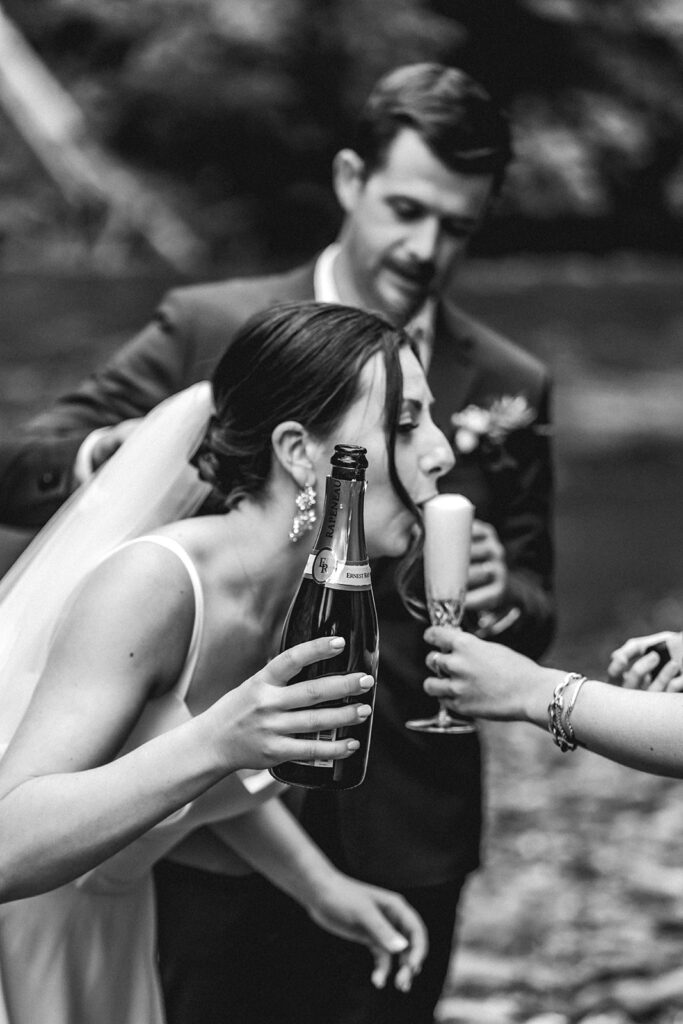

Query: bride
left=0, top=301, right=454, bottom=1024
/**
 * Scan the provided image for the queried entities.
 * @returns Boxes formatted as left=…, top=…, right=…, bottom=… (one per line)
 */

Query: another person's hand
left=607, top=631, right=683, bottom=691
left=208, top=636, right=374, bottom=771
left=307, top=872, right=428, bottom=992
left=73, top=419, right=142, bottom=486
left=422, top=625, right=546, bottom=721
left=465, top=519, right=508, bottom=614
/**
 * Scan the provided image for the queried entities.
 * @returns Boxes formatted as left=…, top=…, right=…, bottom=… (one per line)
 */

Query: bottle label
left=304, top=551, right=372, bottom=591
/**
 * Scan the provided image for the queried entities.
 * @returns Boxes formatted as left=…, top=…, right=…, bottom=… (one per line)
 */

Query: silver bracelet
left=547, top=672, right=586, bottom=752
left=564, top=675, right=587, bottom=740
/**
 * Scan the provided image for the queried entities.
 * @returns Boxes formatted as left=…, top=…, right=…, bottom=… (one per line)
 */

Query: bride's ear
left=271, top=421, right=319, bottom=489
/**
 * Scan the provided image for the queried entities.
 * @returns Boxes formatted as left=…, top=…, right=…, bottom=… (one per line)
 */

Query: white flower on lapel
left=451, top=395, right=536, bottom=456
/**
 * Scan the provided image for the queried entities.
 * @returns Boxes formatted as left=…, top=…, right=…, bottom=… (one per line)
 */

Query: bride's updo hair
left=193, top=301, right=416, bottom=516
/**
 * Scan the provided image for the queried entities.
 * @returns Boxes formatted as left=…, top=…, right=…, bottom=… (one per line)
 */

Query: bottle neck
left=313, top=475, right=368, bottom=563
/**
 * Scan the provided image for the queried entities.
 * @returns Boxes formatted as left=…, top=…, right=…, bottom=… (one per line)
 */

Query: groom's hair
left=355, top=63, right=512, bottom=193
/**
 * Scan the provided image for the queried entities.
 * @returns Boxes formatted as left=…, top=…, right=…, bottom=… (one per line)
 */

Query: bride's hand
left=307, top=872, right=428, bottom=992
left=205, top=636, right=374, bottom=772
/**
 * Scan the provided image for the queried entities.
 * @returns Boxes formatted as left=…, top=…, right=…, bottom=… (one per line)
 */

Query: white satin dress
left=0, top=536, right=280, bottom=1024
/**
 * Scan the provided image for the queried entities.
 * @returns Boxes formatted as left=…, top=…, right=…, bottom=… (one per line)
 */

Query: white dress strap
left=115, top=535, right=204, bottom=703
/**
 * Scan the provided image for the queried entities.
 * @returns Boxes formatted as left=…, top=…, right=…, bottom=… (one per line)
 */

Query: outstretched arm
left=210, top=798, right=428, bottom=992
left=423, top=625, right=683, bottom=779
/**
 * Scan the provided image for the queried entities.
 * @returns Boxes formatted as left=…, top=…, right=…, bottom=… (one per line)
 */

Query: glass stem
left=437, top=702, right=453, bottom=726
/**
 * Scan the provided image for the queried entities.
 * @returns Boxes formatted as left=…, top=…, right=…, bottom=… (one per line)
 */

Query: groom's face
left=335, top=128, right=494, bottom=326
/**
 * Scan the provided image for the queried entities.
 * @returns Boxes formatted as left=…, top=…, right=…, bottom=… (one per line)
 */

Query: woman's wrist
left=523, top=666, right=566, bottom=727
left=193, top=706, right=243, bottom=778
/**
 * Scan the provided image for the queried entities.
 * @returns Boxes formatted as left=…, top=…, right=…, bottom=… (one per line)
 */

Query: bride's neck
left=217, top=498, right=310, bottom=630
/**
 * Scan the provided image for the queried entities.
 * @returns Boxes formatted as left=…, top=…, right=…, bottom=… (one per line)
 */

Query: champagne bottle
left=270, top=444, right=379, bottom=790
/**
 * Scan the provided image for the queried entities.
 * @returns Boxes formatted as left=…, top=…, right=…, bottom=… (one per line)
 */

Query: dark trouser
left=153, top=858, right=467, bottom=1024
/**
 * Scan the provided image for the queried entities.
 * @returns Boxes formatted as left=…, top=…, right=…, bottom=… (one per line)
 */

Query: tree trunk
left=0, top=4, right=206, bottom=272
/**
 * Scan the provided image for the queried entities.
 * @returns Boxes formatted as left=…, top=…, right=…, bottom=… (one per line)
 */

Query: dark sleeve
left=479, top=376, right=556, bottom=660
left=0, top=307, right=193, bottom=529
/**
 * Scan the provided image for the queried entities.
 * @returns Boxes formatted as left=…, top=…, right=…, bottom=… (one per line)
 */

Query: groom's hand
left=73, top=419, right=142, bottom=486
left=466, top=519, right=508, bottom=613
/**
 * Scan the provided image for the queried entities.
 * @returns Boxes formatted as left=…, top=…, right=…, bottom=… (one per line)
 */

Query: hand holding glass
left=406, top=494, right=476, bottom=734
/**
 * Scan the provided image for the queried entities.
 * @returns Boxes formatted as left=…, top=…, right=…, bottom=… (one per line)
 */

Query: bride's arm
left=208, top=799, right=428, bottom=991
left=0, top=546, right=211, bottom=897
left=0, top=545, right=372, bottom=901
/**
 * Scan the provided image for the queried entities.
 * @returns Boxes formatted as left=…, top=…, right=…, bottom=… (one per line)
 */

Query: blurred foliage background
left=1, top=0, right=683, bottom=272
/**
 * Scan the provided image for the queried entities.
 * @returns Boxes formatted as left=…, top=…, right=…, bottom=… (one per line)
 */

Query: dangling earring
left=289, top=483, right=317, bottom=543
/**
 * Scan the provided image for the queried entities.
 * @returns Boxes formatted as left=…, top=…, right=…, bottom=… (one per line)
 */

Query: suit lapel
left=267, top=268, right=480, bottom=432
left=276, top=261, right=316, bottom=300
left=427, top=300, right=480, bottom=433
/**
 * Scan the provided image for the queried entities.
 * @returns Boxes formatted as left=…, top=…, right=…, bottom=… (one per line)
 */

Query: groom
left=0, top=64, right=554, bottom=1023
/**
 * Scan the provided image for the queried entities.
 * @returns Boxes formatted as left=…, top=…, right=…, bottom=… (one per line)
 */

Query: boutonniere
left=451, top=395, right=539, bottom=469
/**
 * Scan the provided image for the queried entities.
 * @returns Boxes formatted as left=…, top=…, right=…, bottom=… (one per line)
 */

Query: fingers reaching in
left=649, top=658, right=683, bottom=692
left=607, top=633, right=671, bottom=684
left=621, top=651, right=666, bottom=690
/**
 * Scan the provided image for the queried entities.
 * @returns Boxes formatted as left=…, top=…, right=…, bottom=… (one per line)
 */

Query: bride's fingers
left=281, top=735, right=360, bottom=762
left=278, top=672, right=374, bottom=710
left=266, top=637, right=347, bottom=688
left=280, top=701, right=372, bottom=734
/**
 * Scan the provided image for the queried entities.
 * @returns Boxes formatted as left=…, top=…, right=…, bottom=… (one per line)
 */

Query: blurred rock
left=577, top=1014, right=635, bottom=1024
left=523, top=1016, right=570, bottom=1024
left=434, top=995, right=520, bottom=1023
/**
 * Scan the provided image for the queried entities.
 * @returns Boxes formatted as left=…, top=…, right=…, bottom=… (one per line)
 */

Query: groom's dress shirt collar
left=314, top=244, right=436, bottom=371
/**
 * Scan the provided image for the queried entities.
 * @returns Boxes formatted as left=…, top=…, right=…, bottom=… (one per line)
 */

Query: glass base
left=405, top=709, right=477, bottom=734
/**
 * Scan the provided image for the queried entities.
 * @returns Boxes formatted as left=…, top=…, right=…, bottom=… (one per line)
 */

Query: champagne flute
left=406, top=493, right=476, bottom=734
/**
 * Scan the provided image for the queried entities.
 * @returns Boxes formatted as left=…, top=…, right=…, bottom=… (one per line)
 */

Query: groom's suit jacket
left=0, top=259, right=554, bottom=888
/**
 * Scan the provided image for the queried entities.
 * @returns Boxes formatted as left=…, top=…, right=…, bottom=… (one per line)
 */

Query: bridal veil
left=0, top=382, right=213, bottom=752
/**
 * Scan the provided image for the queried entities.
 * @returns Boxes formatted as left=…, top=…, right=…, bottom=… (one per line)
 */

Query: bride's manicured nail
left=329, top=637, right=345, bottom=649
left=357, top=704, right=372, bottom=719
left=359, top=674, right=374, bottom=689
